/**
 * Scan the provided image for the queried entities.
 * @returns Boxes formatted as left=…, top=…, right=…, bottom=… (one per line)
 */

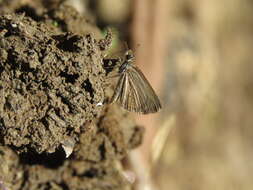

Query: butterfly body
left=111, top=50, right=162, bottom=114
left=118, top=61, right=130, bottom=73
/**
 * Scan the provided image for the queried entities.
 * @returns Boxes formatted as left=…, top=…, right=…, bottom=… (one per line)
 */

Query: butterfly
left=111, top=50, right=161, bottom=114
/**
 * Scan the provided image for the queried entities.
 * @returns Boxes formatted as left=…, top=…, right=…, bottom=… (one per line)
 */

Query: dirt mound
left=0, top=2, right=143, bottom=190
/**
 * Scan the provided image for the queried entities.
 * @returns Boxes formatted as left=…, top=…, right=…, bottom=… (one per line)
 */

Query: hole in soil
left=15, top=5, right=44, bottom=21
left=0, top=118, right=4, bottom=144
left=19, top=147, right=66, bottom=169
left=82, top=79, right=94, bottom=99
left=98, top=142, right=106, bottom=160
left=102, top=58, right=118, bottom=75
left=81, top=168, right=98, bottom=178
left=53, top=34, right=81, bottom=52
left=59, top=71, right=79, bottom=84
left=7, top=50, right=18, bottom=69
left=59, top=182, right=69, bottom=190
left=20, top=62, right=34, bottom=72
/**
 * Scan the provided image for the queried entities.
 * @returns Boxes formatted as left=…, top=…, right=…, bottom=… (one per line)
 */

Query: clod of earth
left=0, top=13, right=108, bottom=154
left=0, top=3, right=144, bottom=190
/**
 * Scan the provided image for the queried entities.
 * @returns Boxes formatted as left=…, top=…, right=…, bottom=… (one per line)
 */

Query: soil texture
left=0, top=1, right=143, bottom=190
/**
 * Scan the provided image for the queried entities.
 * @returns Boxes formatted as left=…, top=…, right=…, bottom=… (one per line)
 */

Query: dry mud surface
left=0, top=1, right=143, bottom=190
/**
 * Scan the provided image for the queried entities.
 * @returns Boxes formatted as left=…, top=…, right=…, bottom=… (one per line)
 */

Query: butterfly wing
left=111, top=72, right=128, bottom=105
left=111, top=64, right=161, bottom=114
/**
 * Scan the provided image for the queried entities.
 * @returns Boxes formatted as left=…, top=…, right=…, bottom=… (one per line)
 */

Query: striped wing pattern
left=111, top=65, right=161, bottom=114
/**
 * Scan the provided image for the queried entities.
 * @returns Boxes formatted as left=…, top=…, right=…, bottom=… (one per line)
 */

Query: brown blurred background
left=72, top=0, right=253, bottom=189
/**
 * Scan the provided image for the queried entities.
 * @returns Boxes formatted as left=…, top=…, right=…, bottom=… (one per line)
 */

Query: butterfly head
left=125, top=50, right=134, bottom=63
left=118, top=50, right=135, bottom=73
